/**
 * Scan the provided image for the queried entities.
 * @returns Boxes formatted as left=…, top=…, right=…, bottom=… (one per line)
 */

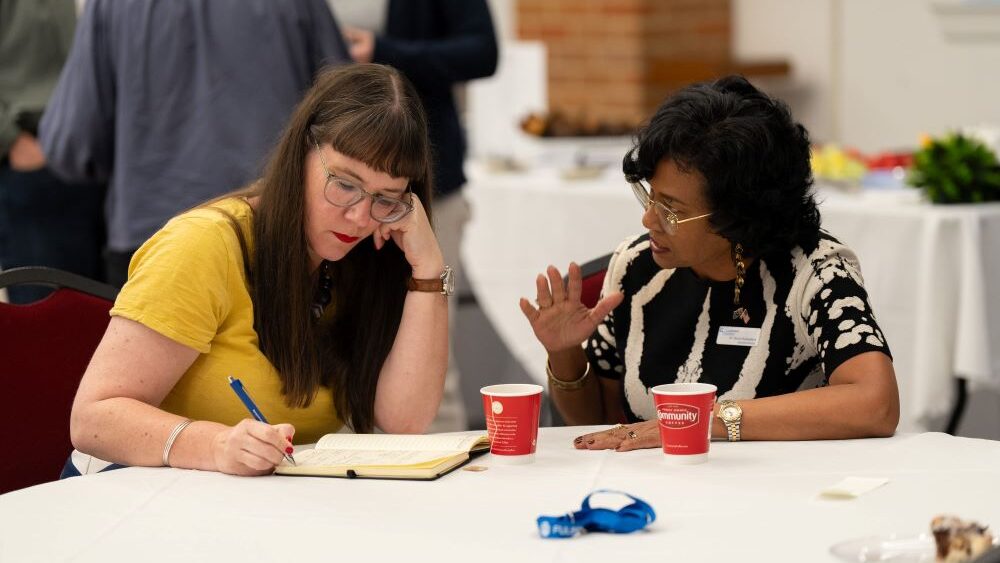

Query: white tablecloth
left=462, top=162, right=1000, bottom=431
left=1, top=428, right=998, bottom=562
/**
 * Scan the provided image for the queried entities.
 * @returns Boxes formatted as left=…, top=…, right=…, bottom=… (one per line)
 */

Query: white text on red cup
left=657, top=403, right=700, bottom=430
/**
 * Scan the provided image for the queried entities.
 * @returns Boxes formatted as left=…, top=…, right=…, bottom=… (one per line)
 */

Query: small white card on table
left=820, top=477, right=890, bottom=499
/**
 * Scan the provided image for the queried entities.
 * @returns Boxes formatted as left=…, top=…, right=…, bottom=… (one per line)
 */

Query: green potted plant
left=908, top=133, right=1000, bottom=203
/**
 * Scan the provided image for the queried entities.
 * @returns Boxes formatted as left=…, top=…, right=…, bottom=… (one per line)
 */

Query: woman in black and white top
left=520, top=76, right=899, bottom=450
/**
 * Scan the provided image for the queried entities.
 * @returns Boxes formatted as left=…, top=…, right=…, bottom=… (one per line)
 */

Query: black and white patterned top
left=584, top=232, right=892, bottom=423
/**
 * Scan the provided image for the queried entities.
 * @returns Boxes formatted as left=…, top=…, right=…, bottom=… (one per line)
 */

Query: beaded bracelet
left=546, top=360, right=592, bottom=391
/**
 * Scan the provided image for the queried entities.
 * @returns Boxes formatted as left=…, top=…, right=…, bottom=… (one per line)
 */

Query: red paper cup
left=480, top=383, right=543, bottom=464
left=651, top=383, right=717, bottom=464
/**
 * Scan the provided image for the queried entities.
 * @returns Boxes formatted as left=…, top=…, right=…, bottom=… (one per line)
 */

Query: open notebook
left=275, top=432, right=490, bottom=481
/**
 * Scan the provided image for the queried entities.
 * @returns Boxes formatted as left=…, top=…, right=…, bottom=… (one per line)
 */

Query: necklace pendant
left=733, top=307, right=750, bottom=325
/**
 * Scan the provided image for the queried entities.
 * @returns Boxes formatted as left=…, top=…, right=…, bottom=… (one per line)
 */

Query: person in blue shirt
left=40, top=0, right=350, bottom=287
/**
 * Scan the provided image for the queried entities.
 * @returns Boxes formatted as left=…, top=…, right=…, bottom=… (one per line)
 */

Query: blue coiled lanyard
left=537, top=490, right=656, bottom=539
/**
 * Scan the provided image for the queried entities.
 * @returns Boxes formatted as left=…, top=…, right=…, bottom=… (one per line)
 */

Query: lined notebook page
left=314, top=433, right=485, bottom=452
left=293, top=448, right=457, bottom=467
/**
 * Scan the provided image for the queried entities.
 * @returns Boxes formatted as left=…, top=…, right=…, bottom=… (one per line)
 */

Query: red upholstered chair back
left=577, top=253, right=612, bottom=309
left=550, top=253, right=612, bottom=427
left=0, top=268, right=117, bottom=494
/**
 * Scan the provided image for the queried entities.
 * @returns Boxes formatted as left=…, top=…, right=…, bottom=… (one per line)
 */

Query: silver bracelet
left=162, top=419, right=193, bottom=467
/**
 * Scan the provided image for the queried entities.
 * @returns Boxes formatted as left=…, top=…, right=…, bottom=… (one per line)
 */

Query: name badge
left=717, top=326, right=761, bottom=347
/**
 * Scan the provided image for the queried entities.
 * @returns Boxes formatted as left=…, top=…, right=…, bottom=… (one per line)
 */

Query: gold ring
left=626, top=430, right=638, bottom=440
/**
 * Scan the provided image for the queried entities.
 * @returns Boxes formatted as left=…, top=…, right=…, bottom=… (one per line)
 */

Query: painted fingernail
left=285, top=446, right=294, bottom=454
left=286, top=436, right=293, bottom=443
left=573, top=436, right=583, bottom=444
left=586, top=439, right=595, bottom=445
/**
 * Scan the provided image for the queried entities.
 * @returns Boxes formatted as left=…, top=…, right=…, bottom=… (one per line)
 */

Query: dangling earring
left=732, top=243, right=750, bottom=325
left=311, top=260, right=333, bottom=321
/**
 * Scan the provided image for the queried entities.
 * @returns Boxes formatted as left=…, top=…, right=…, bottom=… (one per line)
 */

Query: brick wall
left=517, top=0, right=734, bottom=131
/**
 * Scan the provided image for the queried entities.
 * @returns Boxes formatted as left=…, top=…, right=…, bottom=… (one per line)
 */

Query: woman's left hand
left=373, top=194, right=445, bottom=278
left=573, top=421, right=661, bottom=451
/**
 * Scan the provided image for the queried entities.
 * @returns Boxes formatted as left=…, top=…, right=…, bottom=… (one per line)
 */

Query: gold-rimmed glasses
left=314, top=142, right=414, bottom=223
left=630, top=180, right=712, bottom=235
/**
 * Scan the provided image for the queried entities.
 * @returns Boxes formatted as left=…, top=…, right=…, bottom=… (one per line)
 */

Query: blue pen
left=227, top=376, right=296, bottom=465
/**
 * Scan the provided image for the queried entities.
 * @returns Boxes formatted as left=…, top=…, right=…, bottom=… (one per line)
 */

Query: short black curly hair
left=622, top=75, right=820, bottom=257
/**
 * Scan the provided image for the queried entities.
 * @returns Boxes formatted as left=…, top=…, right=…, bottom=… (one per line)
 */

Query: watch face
left=721, top=405, right=740, bottom=421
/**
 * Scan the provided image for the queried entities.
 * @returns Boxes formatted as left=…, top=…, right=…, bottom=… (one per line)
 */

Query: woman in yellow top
left=68, top=64, right=450, bottom=476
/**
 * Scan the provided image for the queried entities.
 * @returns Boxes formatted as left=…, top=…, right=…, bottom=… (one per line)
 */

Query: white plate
left=831, top=533, right=998, bottom=562
left=829, top=533, right=937, bottom=562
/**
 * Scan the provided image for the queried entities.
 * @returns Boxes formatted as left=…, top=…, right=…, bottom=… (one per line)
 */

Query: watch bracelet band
left=546, top=360, right=591, bottom=391
left=724, top=420, right=741, bottom=442
left=407, top=265, right=452, bottom=294
left=406, top=276, right=443, bottom=292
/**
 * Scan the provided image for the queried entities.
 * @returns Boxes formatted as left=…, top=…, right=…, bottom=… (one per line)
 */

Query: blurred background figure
left=0, top=0, right=106, bottom=304
left=40, top=0, right=350, bottom=288
left=330, top=0, right=498, bottom=431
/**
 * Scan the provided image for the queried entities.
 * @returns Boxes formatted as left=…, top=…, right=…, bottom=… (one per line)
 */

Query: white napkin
left=820, top=477, right=890, bottom=499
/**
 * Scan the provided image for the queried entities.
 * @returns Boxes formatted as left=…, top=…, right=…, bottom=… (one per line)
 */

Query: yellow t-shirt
left=111, top=197, right=342, bottom=443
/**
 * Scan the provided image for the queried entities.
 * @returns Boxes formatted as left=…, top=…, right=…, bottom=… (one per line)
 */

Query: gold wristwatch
left=407, top=265, right=455, bottom=296
left=717, top=400, right=743, bottom=442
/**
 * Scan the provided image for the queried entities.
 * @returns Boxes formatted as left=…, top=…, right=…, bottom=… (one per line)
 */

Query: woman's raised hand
left=519, top=263, right=623, bottom=353
left=211, top=419, right=296, bottom=476
left=373, top=194, right=444, bottom=279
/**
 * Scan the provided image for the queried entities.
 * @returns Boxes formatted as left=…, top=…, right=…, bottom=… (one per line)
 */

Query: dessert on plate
left=932, top=515, right=994, bottom=562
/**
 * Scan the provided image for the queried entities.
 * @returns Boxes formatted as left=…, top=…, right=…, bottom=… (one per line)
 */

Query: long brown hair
left=232, top=64, right=432, bottom=433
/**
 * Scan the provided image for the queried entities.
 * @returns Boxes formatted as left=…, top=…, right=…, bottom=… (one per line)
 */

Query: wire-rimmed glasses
left=314, top=142, right=414, bottom=223
left=629, top=180, right=712, bottom=235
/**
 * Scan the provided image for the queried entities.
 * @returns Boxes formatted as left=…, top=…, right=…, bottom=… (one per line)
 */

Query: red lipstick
left=333, top=232, right=359, bottom=243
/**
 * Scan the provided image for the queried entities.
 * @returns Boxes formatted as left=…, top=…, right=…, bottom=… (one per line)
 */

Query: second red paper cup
left=651, top=382, right=718, bottom=464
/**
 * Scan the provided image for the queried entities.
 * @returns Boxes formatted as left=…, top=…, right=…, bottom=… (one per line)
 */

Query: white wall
left=733, top=0, right=837, bottom=143
left=735, top=0, right=1000, bottom=151
left=840, top=0, right=1000, bottom=151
